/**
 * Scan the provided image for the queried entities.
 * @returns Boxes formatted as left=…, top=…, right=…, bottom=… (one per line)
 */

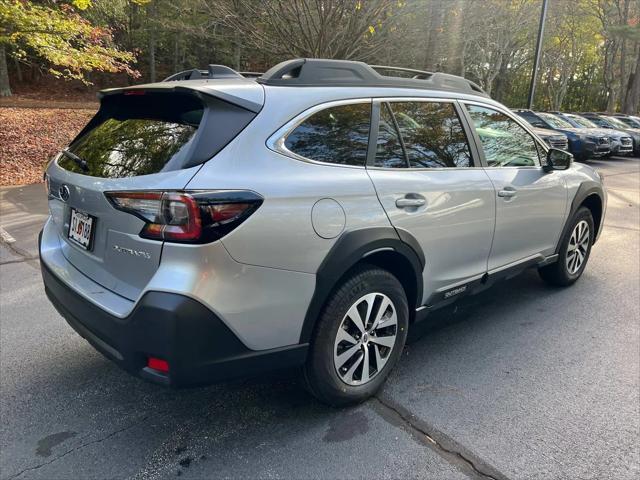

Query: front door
left=461, top=103, right=568, bottom=271
left=366, top=99, right=496, bottom=305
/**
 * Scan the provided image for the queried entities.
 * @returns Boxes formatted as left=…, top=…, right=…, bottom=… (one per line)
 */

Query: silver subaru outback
left=40, top=59, right=606, bottom=405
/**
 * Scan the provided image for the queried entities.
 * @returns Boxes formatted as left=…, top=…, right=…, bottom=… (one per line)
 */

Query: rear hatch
left=45, top=82, right=262, bottom=300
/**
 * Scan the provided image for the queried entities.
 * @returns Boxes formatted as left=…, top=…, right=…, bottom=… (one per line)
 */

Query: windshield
left=60, top=93, right=204, bottom=178
left=537, top=113, right=573, bottom=129
left=617, top=117, right=640, bottom=128
left=566, top=114, right=597, bottom=129
left=604, top=116, right=632, bottom=130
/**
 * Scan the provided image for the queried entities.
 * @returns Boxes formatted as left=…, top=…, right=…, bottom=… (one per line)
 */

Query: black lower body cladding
left=40, top=260, right=307, bottom=387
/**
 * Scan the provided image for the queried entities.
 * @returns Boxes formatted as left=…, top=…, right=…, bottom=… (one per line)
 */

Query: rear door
left=365, top=99, right=496, bottom=305
left=460, top=103, right=568, bottom=270
left=45, top=89, right=259, bottom=300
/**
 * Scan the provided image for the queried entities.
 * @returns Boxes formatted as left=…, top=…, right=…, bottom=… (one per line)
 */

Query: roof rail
left=162, top=65, right=256, bottom=82
left=257, top=58, right=488, bottom=97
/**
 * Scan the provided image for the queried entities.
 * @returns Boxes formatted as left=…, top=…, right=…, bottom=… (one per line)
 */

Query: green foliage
left=0, top=0, right=638, bottom=111
left=0, top=0, right=138, bottom=82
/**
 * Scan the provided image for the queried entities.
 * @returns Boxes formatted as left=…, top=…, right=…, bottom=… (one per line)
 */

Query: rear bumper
left=41, top=251, right=308, bottom=387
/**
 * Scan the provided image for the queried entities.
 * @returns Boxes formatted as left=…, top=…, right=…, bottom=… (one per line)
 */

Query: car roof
left=99, top=59, right=514, bottom=122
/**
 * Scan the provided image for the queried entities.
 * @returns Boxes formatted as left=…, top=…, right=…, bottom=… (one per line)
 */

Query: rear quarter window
left=284, top=103, right=371, bottom=166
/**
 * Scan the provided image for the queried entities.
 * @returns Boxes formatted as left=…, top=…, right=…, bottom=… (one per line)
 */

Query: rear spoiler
left=98, top=83, right=263, bottom=114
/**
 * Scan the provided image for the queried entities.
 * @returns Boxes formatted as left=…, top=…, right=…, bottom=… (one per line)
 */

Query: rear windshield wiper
left=61, top=149, right=89, bottom=172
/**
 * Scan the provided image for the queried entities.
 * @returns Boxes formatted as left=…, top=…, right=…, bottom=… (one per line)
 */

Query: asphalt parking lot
left=1, top=156, right=638, bottom=480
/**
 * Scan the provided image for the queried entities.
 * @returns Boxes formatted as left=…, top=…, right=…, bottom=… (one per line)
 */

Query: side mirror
left=543, top=148, right=572, bottom=172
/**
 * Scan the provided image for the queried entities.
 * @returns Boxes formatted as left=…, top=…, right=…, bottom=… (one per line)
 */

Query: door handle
left=396, top=197, right=426, bottom=208
left=497, top=188, right=517, bottom=198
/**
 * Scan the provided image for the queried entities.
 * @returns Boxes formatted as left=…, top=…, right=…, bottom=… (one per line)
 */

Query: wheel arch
left=299, top=227, right=424, bottom=344
left=556, top=181, right=605, bottom=254
left=580, top=193, right=603, bottom=241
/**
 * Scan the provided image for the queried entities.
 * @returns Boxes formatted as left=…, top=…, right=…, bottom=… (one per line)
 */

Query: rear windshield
left=60, top=93, right=204, bottom=178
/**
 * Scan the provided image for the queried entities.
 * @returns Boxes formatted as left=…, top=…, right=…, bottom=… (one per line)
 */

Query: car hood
left=532, top=127, right=565, bottom=138
left=557, top=127, right=608, bottom=138
left=574, top=128, right=630, bottom=139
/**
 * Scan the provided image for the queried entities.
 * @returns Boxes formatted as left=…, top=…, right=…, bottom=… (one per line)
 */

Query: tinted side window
left=467, top=105, right=540, bottom=167
left=390, top=102, right=473, bottom=168
left=374, top=103, right=407, bottom=168
left=284, top=103, right=371, bottom=166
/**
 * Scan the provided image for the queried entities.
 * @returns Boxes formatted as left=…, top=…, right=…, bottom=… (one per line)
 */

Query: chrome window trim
left=460, top=100, right=550, bottom=167
left=266, top=98, right=373, bottom=169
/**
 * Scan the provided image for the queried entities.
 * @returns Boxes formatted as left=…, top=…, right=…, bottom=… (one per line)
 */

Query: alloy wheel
left=566, top=220, right=590, bottom=275
left=333, top=293, right=398, bottom=386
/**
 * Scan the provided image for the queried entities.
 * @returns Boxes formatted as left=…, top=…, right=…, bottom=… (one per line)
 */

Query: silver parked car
left=40, top=59, right=606, bottom=405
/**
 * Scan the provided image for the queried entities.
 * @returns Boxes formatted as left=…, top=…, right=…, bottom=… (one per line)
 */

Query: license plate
left=68, top=208, right=95, bottom=250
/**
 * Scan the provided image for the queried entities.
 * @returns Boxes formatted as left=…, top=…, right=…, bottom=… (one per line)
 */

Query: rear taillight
left=105, top=190, right=262, bottom=243
left=147, top=357, right=169, bottom=373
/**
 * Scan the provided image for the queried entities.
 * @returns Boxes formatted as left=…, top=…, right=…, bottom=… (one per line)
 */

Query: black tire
left=303, top=265, right=409, bottom=406
left=538, top=207, right=594, bottom=286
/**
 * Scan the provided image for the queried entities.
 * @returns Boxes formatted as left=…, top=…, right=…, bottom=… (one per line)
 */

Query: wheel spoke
left=374, top=344, right=387, bottom=372
left=336, top=327, right=358, bottom=346
left=346, top=304, right=366, bottom=333
left=371, top=296, right=391, bottom=329
left=376, top=311, right=397, bottom=330
left=370, top=334, right=395, bottom=348
left=335, top=343, right=360, bottom=368
left=361, top=345, right=370, bottom=383
left=579, top=228, right=589, bottom=245
left=363, top=294, right=377, bottom=330
left=343, top=352, right=364, bottom=384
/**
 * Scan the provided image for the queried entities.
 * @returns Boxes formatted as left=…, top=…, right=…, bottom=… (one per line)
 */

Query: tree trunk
left=13, top=57, right=22, bottom=83
left=172, top=33, right=179, bottom=73
left=423, top=0, right=446, bottom=70
left=444, top=0, right=464, bottom=75
left=492, top=55, right=510, bottom=102
left=233, top=28, right=241, bottom=71
left=622, top=47, right=640, bottom=114
left=148, top=2, right=157, bottom=83
left=0, top=44, right=11, bottom=97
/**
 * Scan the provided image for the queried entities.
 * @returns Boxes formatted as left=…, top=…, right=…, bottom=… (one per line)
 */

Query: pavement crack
left=603, top=223, right=640, bottom=232
left=5, top=416, right=150, bottom=480
left=0, top=256, right=39, bottom=266
left=371, top=394, right=510, bottom=480
left=0, top=235, right=39, bottom=270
